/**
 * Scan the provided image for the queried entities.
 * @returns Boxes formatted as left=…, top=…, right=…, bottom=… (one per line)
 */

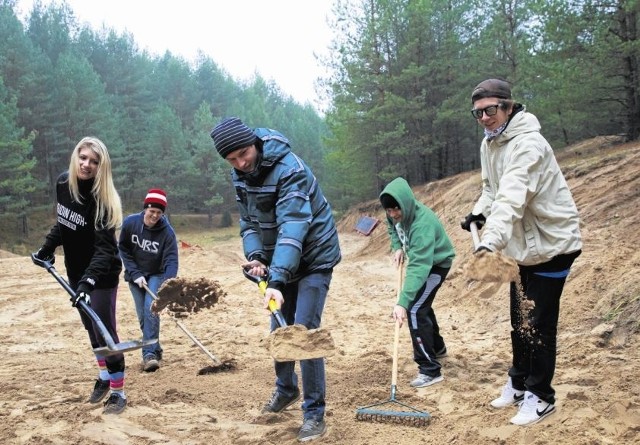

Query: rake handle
left=391, top=264, right=404, bottom=391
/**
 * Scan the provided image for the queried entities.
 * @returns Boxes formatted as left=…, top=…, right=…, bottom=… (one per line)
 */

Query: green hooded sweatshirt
left=380, top=177, right=455, bottom=308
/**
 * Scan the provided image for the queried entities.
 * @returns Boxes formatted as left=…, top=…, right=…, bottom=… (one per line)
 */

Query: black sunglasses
left=471, top=104, right=500, bottom=119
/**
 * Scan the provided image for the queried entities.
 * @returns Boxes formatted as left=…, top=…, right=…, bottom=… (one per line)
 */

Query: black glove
left=474, top=246, right=492, bottom=253
left=461, top=213, right=486, bottom=232
left=32, top=247, right=55, bottom=266
left=72, top=282, right=92, bottom=307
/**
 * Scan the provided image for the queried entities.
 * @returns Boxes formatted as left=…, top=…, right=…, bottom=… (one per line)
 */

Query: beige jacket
left=473, top=107, right=582, bottom=266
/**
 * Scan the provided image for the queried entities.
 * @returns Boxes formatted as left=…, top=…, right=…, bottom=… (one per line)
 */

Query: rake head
left=355, top=397, right=431, bottom=427
left=197, top=359, right=237, bottom=375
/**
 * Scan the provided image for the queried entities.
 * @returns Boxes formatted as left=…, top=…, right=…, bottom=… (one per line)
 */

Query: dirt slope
left=1, top=136, right=639, bottom=444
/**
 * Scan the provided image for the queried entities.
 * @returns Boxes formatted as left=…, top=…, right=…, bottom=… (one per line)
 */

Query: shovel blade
left=264, top=325, right=335, bottom=362
left=93, top=338, right=158, bottom=357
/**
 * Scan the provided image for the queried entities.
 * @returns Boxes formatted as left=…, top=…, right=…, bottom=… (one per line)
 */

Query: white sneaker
left=490, top=378, right=525, bottom=408
left=409, top=373, right=444, bottom=388
left=510, top=391, right=556, bottom=426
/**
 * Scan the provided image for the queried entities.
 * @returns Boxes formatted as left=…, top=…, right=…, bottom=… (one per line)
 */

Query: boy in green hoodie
left=380, top=177, right=455, bottom=388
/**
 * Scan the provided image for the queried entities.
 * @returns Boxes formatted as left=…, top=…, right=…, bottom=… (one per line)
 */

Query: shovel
left=32, top=254, right=156, bottom=356
left=142, top=283, right=236, bottom=374
left=242, top=268, right=335, bottom=362
left=464, top=222, right=519, bottom=282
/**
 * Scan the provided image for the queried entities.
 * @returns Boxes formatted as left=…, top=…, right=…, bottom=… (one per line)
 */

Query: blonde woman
left=32, top=137, right=128, bottom=414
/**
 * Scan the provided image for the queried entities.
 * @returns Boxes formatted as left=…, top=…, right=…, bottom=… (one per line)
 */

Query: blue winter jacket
left=118, top=211, right=179, bottom=283
left=232, top=127, right=341, bottom=289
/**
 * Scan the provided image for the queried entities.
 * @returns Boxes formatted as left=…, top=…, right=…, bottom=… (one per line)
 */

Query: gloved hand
left=32, top=247, right=55, bottom=266
left=461, top=213, right=486, bottom=232
left=134, top=276, right=147, bottom=288
left=72, top=283, right=92, bottom=307
left=475, top=246, right=492, bottom=253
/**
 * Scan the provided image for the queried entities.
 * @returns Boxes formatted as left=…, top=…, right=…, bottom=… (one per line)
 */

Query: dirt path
left=1, top=228, right=638, bottom=444
left=1, top=137, right=639, bottom=444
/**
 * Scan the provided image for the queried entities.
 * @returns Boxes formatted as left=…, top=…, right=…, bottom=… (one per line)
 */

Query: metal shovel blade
left=93, top=339, right=158, bottom=356
left=242, top=268, right=336, bottom=361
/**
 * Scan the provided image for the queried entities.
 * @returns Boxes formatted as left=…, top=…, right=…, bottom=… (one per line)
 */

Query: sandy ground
left=1, top=136, right=640, bottom=444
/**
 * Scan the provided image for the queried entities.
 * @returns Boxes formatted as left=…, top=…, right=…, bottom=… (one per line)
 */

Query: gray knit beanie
left=210, top=117, right=257, bottom=158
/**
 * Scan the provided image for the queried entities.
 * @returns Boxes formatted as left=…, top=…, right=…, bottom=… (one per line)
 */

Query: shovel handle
left=470, top=221, right=481, bottom=250
left=32, top=254, right=118, bottom=349
left=243, top=268, right=287, bottom=328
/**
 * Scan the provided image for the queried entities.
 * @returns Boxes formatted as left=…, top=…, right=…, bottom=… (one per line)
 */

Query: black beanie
left=380, top=193, right=400, bottom=209
left=210, top=117, right=257, bottom=158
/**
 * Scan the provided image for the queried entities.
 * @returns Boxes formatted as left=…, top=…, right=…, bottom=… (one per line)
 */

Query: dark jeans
left=508, top=252, right=579, bottom=404
left=407, top=266, right=449, bottom=377
left=272, top=271, right=332, bottom=421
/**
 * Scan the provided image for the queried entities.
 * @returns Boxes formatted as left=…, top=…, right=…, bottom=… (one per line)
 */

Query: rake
left=355, top=264, right=431, bottom=426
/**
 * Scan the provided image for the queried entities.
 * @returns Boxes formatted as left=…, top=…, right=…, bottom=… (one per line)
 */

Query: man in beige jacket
left=461, top=78, right=582, bottom=426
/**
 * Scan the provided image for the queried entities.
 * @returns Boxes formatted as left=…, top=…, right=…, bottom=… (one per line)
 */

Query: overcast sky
left=16, top=0, right=336, bottom=111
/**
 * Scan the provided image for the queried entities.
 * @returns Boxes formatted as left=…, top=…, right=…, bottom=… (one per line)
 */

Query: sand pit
left=464, top=250, right=519, bottom=282
left=262, top=324, right=336, bottom=362
left=152, top=277, right=226, bottom=317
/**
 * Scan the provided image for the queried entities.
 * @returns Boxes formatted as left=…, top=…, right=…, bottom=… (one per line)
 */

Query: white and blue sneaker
left=490, top=377, right=525, bottom=408
left=410, top=373, right=444, bottom=388
left=510, top=391, right=556, bottom=426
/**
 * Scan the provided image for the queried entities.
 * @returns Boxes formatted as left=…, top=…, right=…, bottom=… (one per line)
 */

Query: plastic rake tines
left=355, top=385, right=431, bottom=427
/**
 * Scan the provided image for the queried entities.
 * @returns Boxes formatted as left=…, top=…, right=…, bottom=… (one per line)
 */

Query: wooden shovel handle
left=470, top=221, right=481, bottom=249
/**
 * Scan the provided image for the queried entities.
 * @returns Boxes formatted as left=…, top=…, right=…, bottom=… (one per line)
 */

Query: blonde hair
left=68, top=137, right=123, bottom=230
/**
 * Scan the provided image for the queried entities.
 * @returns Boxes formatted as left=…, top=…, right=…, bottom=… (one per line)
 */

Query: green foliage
left=219, top=210, right=233, bottom=228
left=0, top=77, right=37, bottom=216
left=323, top=0, right=639, bottom=198
left=1, top=0, right=639, bottom=249
left=0, top=1, right=327, bottom=250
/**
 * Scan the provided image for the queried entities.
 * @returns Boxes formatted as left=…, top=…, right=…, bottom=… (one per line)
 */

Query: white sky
left=16, top=0, right=336, bottom=111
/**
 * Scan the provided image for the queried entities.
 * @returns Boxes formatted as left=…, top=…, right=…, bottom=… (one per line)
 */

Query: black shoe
left=88, top=379, right=110, bottom=404
left=143, top=355, right=160, bottom=372
left=103, top=393, right=127, bottom=414
left=297, top=418, right=327, bottom=442
left=261, top=388, right=301, bottom=414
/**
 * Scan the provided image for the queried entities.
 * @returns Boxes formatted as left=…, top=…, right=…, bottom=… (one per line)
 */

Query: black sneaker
left=261, top=388, right=301, bottom=414
left=143, top=355, right=160, bottom=372
left=297, top=418, right=327, bottom=442
left=88, top=379, right=110, bottom=404
left=103, top=393, right=127, bottom=414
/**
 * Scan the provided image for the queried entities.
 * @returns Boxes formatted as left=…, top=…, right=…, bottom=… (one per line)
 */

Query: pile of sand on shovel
left=464, top=250, right=519, bottom=282
left=152, top=277, right=226, bottom=317
left=463, top=250, right=538, bottom=337
left=261, top=324, right=336, bottom=362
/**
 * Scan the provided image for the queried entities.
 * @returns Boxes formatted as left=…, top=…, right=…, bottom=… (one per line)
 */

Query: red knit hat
left=144, top=188, right=167, bottom=212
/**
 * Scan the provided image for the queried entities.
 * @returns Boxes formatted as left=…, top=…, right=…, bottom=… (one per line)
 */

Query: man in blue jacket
left=210, top=117, right=341, bottom=442
left=118, top=189, right=179, bottom=372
